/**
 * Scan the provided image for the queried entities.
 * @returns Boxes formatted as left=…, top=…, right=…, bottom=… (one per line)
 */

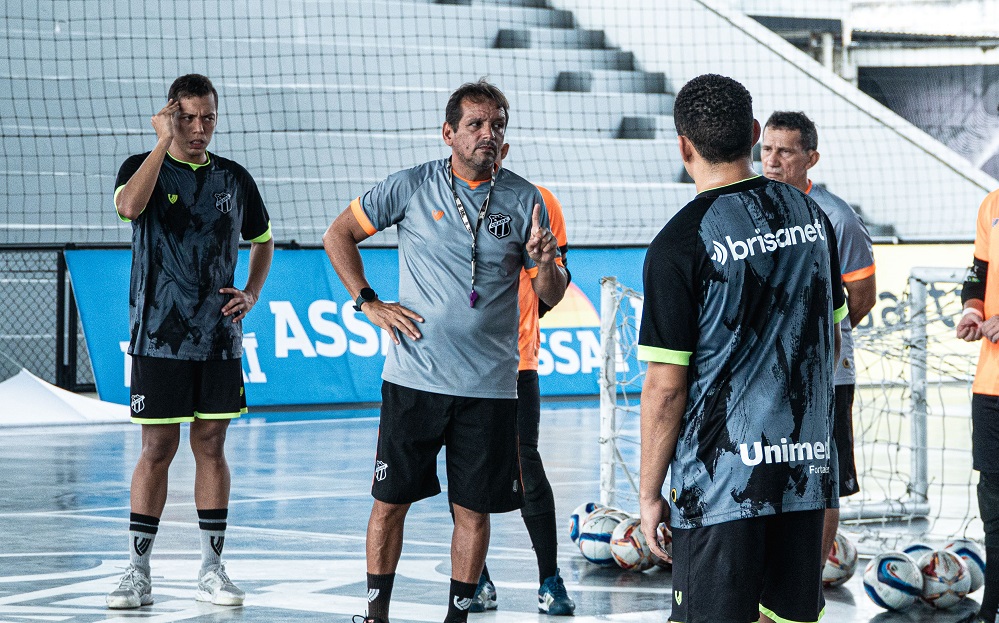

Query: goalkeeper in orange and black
left=956, top=188, right=999, bottom=623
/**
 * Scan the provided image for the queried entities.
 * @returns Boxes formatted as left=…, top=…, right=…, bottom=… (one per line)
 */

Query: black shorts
left=833, top=384, right=860, bottom=497
left=129, top=356, right=246, bottom=424
left=669, top=510, right=825, bottom=623
left=371, top=381, right=524, bottom=513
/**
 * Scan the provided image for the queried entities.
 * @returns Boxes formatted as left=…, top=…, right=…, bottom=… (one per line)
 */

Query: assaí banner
left=65, top=248, right=646, bottom=407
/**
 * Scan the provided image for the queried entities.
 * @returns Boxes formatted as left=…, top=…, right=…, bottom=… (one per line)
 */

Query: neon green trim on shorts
left=637, top=345, right=691, bottom=365
left=248, top=223, right=272, bottom=244
left=132, top=416, right=195, bottom=425
left=759, top=603, right=825, bottom=623
left=833, top=302, right=849, bottom=324
left=194, top=410, right=243, bottom=420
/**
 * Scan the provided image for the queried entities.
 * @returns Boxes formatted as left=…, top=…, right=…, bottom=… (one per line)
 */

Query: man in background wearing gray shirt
left=323, top=79, right=567, bottom=623
left=762, top=110, right=877, bottom=565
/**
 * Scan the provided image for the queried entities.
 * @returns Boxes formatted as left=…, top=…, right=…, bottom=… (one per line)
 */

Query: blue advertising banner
left=65, top=247, right=646, bottom=407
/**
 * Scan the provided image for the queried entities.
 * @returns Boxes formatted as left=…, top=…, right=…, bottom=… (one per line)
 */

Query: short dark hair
left=672, top=74, right=754, bottom=164
left=168, top=74, right=218, bottom=107
left=445, top=79, right=509, bottom=130
left=764, top=111, right=818, bottom=152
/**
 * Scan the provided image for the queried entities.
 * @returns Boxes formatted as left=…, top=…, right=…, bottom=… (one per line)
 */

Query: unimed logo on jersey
left=739, top=437, right=830, bottom=470
left=712, top=219, right=827, bottom=264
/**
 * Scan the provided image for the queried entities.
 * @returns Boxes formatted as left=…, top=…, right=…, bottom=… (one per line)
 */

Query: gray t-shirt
left=808, top=183, right=875, bottom=386
left=356, top=158, right=549, bottom=399
left=115, top=152, right=271, bottom=360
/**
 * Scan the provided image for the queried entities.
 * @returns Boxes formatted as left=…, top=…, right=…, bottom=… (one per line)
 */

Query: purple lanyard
left=446, top=159, right=495, bottom=308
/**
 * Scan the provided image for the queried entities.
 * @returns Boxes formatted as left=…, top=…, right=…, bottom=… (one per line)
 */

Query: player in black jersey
left=638, top=74, right=845, bottom=623
left=107, top=74, right=273, bottom=610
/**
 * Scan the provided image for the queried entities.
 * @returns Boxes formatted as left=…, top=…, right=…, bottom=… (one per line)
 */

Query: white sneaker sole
left=195, top=590, right=244, bottom=606
left=106, top=594, right=153, bottom=609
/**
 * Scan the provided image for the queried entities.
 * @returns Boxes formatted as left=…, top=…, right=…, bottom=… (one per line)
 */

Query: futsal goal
left=598, top=269, right=982, bottom=554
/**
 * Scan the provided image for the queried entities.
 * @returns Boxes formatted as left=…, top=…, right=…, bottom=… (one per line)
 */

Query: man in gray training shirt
left=323, top=79, right=567, bottom=623
left=762, top=110, right=877, bottom=567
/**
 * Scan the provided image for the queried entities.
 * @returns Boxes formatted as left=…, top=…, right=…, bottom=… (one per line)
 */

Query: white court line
left=0, top=512, right=540, bottom=555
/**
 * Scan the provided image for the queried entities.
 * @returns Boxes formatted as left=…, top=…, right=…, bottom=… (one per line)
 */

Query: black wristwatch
left=354, top=287, right=378, bottom=311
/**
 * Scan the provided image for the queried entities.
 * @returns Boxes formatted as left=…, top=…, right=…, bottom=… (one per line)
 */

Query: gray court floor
left=0, top=405, right=983, bottom=622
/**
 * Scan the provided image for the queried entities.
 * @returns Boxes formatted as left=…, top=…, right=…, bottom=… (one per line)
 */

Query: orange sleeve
left=537, top=185, right=567, bottom=268
left=842, top=263, right=875, bottom=283
left=350, top=197, right=377, bottom=236
left=538, top=186, right=568, bottom=247
left=976, top=192, right=999, bottom=262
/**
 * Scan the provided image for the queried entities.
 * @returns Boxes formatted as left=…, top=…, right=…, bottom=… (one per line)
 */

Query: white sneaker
left=106, top=565, right=153, bottom=609
left=195, top=563, right=245, bottom=606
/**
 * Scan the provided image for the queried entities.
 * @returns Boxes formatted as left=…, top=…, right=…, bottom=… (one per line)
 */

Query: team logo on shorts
left=374, top=460, right=388, bottom=482
left=130, top=394, right=145, bottom=413
left=487, top=213, right=511, bottom=239
left=674, top=590, right=683, bottom=605
left=215, top=192, right=233, bottom=214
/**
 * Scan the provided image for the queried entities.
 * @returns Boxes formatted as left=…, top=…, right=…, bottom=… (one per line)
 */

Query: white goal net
left=599, top=269, right=983, bottom=554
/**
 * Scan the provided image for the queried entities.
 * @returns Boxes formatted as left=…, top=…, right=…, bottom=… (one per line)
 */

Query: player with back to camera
left=955, top=169, right=999, bottom=623
left=323, top=79, right=567, bottom=623
left=106, top=74, right=274, bottom=609
left=465, top=142, right=575, bottom=616
left=761, top=111, right=876, bottom=567
left=637, top=74, right=846, bottom=623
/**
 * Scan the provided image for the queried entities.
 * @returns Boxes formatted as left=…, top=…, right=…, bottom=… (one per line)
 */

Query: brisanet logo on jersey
left=739, top=437, right=831, bottom=473
left=711, top=219, right=827, bottom=265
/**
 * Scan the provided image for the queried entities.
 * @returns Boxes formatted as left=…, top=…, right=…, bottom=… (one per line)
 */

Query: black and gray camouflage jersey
left=115, top=151, right=271, bottom=361
left=638, top=176, right=848, bottom=529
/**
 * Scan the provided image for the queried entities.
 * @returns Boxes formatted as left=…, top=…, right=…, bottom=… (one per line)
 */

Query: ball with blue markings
left=568, top=501, right=604, bottom=545
left=577, top=510, right=625, bottom=566
left=863, top=551, right=923, bottom=611
left=945, top=538, right=986, bottom=593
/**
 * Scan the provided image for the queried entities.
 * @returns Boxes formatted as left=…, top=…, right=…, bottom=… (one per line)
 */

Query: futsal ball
left=569, top=502, right=604, bottom=545
left=945, top=538, right=986, bottom=593
left=610, top=518, right=655, bottom=572
left=903, top=542, right=933, bottom=559
left=862, top=551, right=923, bottom=611
left=578, top=511, right=625, bottom=566
left=916, top=549, right=971, bottom=609
left=822, top=532, right=859, bottom=588
left=587, top=506, right=632, bottom=521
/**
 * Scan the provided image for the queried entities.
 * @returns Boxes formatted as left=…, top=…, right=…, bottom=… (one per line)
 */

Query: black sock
left=366, top=572, right=394, bottom=622
left=980, top=547, right=999, bottom=623
left=444, top=578, right=477, bottom=623
left=524, top=511, right=559, bottom=584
